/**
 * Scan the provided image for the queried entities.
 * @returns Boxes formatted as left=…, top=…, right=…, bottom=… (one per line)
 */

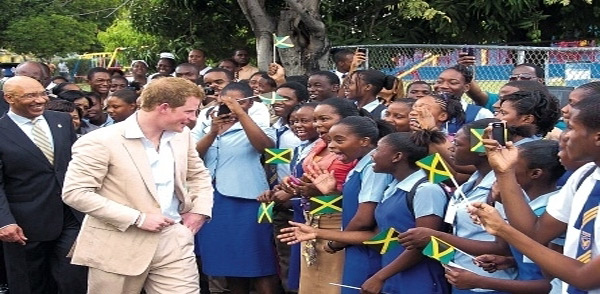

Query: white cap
left=130, top=60, right=148, bottom=68
left=159, top=52, right=176, bottom=60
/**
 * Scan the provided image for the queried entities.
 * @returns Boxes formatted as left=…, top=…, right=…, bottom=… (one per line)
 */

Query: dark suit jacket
left=0, top=110, right=78, bottom=241
left=0, top=91, right=8, bottom=117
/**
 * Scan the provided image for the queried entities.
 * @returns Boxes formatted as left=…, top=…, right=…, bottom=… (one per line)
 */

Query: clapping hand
left=277, top=221, right=318, bottom=245
left=304, top=163, right=337, bottom=195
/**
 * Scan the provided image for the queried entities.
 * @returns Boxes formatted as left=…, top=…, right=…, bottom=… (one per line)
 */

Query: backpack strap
left=406, top=177, right=430, bottom=218
left=576, top=166, right=596, bottom=191
left=370, top=103, right=387, bottom=119
left=464, top=104, right=480, bottom=123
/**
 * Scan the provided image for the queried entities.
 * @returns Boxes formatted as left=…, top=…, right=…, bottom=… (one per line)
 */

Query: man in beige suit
left=62, top=77, right=213, bottom=294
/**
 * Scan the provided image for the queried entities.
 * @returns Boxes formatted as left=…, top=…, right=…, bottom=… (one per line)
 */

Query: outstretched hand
left=349, top=51, right=367, bottom=73
left=445, top=266, right=481, bottom=290
left=397, top=227, right=436, bottom=250
left=467, top=202, right=506, bottom=236
left=268, top=63, right=286, bottom=84
left=277, top=221, right=318, bottom=245
left=474, top=254, right=516, bottom=273
left=304, top=163, right=337, bottom=195
left=482, top=126, right=518, bottom=174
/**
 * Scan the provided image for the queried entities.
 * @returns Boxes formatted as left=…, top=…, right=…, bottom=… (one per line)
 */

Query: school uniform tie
left=567, top=180, right=600, bottom=294
left=32, top=118, right=54, bottom=165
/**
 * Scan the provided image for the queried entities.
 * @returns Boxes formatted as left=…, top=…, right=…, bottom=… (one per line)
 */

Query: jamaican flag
left=259, top=92, right=287, bottom=105
left=422, top=236, right=455, bottom=264
left=257, top=202, right=275, bottom=223
left=470, top=128, right=486, bottom=153
left=309, top=195, right=342, bottom=215
left=363, top=228, right=400, bottom=254
left=416, top=153, right=452, bottom=184
left=264, top=148, right=293, bottom=164
left=274, top=35, right=295, bottom=48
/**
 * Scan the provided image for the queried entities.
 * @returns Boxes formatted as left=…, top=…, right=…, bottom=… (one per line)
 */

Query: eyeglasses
left=19, top=91, right=48, bottom=100
left=509, top=73, right=537, bottom=81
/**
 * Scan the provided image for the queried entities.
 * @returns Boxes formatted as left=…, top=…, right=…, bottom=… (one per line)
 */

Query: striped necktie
left=32, top=118, right=54, bottom=165
left=567, top=180, right=600, bottom=294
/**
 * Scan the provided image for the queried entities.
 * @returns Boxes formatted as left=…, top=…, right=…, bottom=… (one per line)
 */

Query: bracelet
left=327, top=240, right=344, bottom=252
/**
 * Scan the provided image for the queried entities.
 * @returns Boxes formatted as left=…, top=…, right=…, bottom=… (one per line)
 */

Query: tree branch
left=284, top=0, right=326, bottom=36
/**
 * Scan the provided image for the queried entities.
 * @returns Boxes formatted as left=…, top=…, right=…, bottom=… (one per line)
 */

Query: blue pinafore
left=287, top=147, right=308, bottom=290
left=340, top=170, right=381, bottom=292
left=374, top=188, right=449, bottom=294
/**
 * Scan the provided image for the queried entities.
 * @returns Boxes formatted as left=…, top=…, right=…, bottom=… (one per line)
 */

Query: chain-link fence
left=332, top=44, right=600, bottom=103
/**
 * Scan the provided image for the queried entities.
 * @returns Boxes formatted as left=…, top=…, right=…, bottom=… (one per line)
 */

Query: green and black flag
left=264, top=148, right=293, bottom=164
left=259, top=92, right=287, bottom=105
left=363, top=228, right=400, bottom=254
left=309, top=195, right=343, bottom=215
left=422, top=236, right=455, bottom=264
left=257, top=202, right=275, bottom=223
left=416, top=153, right=452, bottom=184
left=470, top=128, right=486, bottom=153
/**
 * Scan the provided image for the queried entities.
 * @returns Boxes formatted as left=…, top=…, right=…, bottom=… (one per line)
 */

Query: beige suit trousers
left=87, top=223, right=199, bottom=294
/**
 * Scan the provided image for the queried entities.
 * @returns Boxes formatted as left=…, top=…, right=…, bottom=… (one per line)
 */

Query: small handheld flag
left=470, top=128, right=485, bottom=153
left=309, top=195, right=343, bottom=215
left=259, top=92, right=287, bottom=105
left=416, top=153, right=452, bottom=184
left=363, top=228, right=400, bottom=254
left=274, top=35, right=295, bottom=49
left=422, top=236, right=455, bottom=264
left=257, top=202, right=275, bottom=223
left=264, top=148, right=293, bottom=164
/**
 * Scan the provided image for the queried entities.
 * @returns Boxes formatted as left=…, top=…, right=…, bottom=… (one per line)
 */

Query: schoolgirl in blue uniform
left=303, top=116, right=394, bottom=293
left=258, top=103, right=320, bottom=291
left=279, top=131, right=450, bottom=294
left=445, top=140, right=565, bottom=293
left=398, top=119, right=517, bottom=294
left=433, top=65, right=494, bottom=134
left=195, top=82, right=279, bottom=294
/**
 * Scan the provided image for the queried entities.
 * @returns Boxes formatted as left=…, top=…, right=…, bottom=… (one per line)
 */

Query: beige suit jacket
left=62, top=120, right=213, bottom=276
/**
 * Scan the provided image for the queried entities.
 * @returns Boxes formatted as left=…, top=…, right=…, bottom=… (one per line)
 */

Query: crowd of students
left=7, top=47, right=600, bottom=294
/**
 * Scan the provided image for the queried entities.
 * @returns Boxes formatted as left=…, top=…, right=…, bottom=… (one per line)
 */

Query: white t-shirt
left=546, top=162, right=600, bottom=294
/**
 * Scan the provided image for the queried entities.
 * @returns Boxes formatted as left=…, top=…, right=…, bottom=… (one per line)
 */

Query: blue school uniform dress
left=340, top=151, right=393, bottom=292
left=374, top=170, right=450, bottom=294
left=287, top=140, right=317, bottom=290
left=510, top=191, right=560, bottom=283
left=448, top=171, right=517, bottom=294
left=195, top=121, right=279, bottom=277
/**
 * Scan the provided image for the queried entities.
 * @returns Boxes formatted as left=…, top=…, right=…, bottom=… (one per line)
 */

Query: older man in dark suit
left=0, top=76, right=86, bottom=294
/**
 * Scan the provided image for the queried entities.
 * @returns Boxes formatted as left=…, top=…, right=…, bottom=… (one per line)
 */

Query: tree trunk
left=237, top=0, right=275, bottom=71
left=238, top=0, right=329, bottom=75
left=283, top=0, right=329, bottom=75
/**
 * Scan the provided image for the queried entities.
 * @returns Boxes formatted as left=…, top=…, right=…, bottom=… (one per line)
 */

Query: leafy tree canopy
left=4, top=14, right=97, bottom=60
left=1, top=0, right=120, bottom=58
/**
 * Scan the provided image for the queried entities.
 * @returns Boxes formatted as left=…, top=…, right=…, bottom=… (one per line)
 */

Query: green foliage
left=0, top=0, right=121, bottom=58
left=97, top=18, right=164, bottom=66
left=324, top=0, right=599, bottom=45
left=4, top=14, right=96, bottom=60
left=128, top=0, right=254, bottom=64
